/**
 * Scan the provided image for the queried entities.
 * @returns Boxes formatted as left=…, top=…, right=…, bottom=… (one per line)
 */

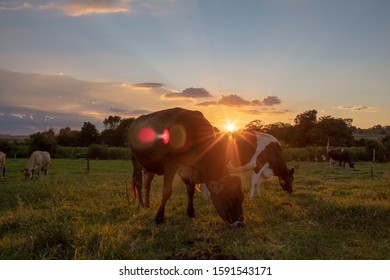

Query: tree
left=103, top=116, right=121, bottom=130
left=29, top=128, right=57, bottom=155
left=79, top=122, right=99, bottom=147
left=100, top=117, right=135, bottom=147
left=293, top=110, right=318, bottom=146
left=58, top=127, right=80, bottom=147
left=263, top=122, right=294, bottom=146
left=243, top=120, right=264, bottom=132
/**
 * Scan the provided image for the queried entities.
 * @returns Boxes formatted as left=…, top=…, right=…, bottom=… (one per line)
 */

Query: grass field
left=0, top=158, right=389, bottom=260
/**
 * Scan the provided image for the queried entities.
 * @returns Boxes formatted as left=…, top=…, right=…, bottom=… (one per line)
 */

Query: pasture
left=0, top=158, right=389, bottom=259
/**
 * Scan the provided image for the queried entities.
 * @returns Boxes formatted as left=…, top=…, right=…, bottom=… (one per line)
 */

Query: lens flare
left=138, top=127, right=170, bottom=144
left=158, top=129, right=170, bottom=144
left=137, top=127, right=156, bottom=143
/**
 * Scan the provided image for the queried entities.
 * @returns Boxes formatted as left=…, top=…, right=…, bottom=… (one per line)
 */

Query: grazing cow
left=221, top=131, right=294, bottom=198
left=0, top=151, right=5, bottom=177
left=328, top=148, right=354, bottom=168
left=24, top=151, right=51, bottom=180
left=129, top=108, right=244, bottom=226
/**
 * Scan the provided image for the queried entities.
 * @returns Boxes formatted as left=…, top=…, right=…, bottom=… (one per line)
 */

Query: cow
left=327, top=148, right=354, bottom=168
left=221, top=131, right=294, bottom=198
left=129, top=107, right=244, bottom=227
left=0, top=151, right=5, bottom=177
left=24, top=151, right=51, bottom=180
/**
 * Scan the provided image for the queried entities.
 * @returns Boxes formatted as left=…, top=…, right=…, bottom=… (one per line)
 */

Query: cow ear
left=290, top=168, right=295, bottom=175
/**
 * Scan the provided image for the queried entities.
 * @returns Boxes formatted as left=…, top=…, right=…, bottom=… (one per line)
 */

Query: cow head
left=23, top=169, right=33, bottom=180
left=207, top=175, right=244, bottom=227
left=279, top=167, right=294, bottom=194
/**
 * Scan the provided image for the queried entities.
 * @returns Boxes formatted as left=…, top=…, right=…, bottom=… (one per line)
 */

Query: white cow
left=24, top=151, right=51, bottom=180
left=0, top=151, right=5, bottom=177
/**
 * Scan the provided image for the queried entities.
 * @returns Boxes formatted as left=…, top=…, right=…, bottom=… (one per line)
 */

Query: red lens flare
left=137, top=128, right=170, bottom=144
left=158, top=129, right=170, bottom=144
left=137, top=128, right=156, bottom=143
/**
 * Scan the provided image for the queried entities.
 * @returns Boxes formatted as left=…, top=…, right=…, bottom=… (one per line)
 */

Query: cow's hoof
left=154, top=214, right=164, bottom=224
left=187, top=208, right=195, bottom=218
left=230, top=220, right=245, bottom=228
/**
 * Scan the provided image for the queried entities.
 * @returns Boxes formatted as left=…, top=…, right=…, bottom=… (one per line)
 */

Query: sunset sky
left=1, top=0, right=390, bottom=135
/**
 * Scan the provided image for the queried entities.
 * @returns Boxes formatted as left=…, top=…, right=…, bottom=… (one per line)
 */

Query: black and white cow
left=129, top=108, right=244, bottom=226
left=328, top=148, right=354, bottom=168
left=222, top=131, right=294, bottom=198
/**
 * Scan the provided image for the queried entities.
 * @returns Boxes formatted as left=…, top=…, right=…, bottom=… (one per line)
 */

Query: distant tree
left=103, top=116, right=121, bottom=130
left=100, top=117, right=135, bottom=147
left=58, top=127, right=80, bottom=146
left=243, top=120, right=264, bottom=132
left=29, top=128, right=57, bottom=155
left=79, top=122, right=99, bottom=147
left=116, top=118, right=135, bottom=146
left=292, top=110, right=318, bottom=146
left=312, top=116, right=354, bottom=147
left=263, top=122, right=294, bottom=146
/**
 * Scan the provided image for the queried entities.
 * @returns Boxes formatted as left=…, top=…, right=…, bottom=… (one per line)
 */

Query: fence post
left=86, top=157, right=90, bottom=175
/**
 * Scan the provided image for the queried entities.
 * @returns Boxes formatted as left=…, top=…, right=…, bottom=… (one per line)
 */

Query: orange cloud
left=37, top=0, right=131, bottom=16
left=63, top=0, right=130, bottom=16
left=336, top=105, right=375, bottom=112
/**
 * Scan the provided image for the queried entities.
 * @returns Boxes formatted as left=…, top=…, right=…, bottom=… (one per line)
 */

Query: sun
left=226, top=122, right=236, bottom=132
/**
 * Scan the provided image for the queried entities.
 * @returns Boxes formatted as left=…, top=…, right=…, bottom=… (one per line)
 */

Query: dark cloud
left=240, top=108, right=290, bottom=115
left=196, top=101, right=218, bottom=107
left=259, top=96, right=281, bottom=106
left=109, top=107, right=152, bottom=116
left=0, top=105, right=101, bottom=135
left=196, top=94, right=282, bottom=108
left=218, top=94, right=259, bottom=106
left=133, top=82, right=164, bottom=88
left=164, top=87, right=212, bottom=99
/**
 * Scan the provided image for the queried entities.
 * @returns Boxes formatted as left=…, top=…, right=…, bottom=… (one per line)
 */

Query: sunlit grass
left=0, top=159, right=389, bottom=259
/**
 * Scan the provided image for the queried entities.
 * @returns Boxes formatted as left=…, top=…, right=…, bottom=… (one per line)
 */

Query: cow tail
left=131, top=178, right=137, bottom=199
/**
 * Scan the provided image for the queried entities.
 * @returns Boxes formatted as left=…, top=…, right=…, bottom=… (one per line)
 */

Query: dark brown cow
left=129, top=108, right=244, bottom=226
left=328, top=148, right=354, bottom=168
left=219, top=131, right=294, bottom=198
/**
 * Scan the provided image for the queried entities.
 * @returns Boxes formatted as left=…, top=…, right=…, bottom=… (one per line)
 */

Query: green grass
left=0, top=159, right=389, bottom=259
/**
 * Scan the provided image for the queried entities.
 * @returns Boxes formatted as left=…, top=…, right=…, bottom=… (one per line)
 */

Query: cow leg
left=249, top=170, right=262, bottom=199
left=186, top=183, right=196, bottom=218
left=155, top=162, right=178, bottom=224
left=131, top=156, right=144, bottom=208
left=143, top=172, right=154, bottom=208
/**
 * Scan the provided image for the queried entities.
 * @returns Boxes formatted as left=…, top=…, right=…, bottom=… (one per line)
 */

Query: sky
left=1, top=0, right=390, bottom=135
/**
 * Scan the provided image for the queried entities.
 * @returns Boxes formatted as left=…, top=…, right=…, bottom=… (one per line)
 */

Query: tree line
left=1, top=109, right=389, bottom=161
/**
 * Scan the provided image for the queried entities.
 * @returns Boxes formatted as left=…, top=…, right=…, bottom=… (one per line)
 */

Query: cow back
left=129, top=108, right=225, bottom=180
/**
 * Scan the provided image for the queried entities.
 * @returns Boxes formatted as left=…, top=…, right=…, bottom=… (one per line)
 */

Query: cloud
left=0, top=1, right=32, bottom=11
left=0, top=68, right=166, bottom=134
left=109, top=107, right=152, bottom=116
left=258, top=96, right=281, bottom=106
left=164, top=87, right=212, bottom=99
left=196, top=101, right=218, bottom=107
left=35, top=0, right=131, bottom=16
left=218, top=94, right=260, bottom=107
left=336, top=105, right=374, bottom=112
left=133, top=82, right=164, bottom=89
left=240, top=108, right=290, bottom=115
left=195, top=94, right=283, bottom=108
